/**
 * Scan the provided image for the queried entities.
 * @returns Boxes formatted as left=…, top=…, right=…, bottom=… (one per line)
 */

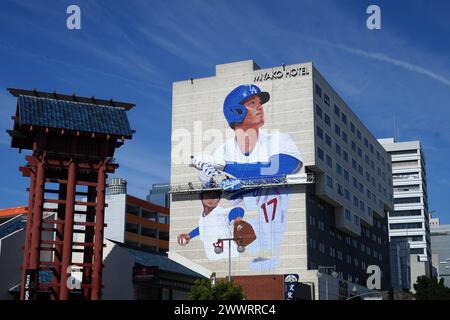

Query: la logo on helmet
left=248, top=85, right=258, bottom=95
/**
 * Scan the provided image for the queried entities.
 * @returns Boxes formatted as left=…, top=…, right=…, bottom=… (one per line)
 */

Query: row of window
left=317, top=124, right=391, bottom=192
left=394, top=197, right=422, bottom=204
left=389, top=209, right=422, bottom=217
left=309, top=215, right=385, bottom=246
left=309, top=238, right=383, bottom=264
left=125, top=223, right=169, bottom=240
left=324, top=172, right=382, bottom=216
left=389, top=222, right=423, bottom=230
left=318, top=147, right=388, bottom=211
left=314, top=84, right=391, bottom=172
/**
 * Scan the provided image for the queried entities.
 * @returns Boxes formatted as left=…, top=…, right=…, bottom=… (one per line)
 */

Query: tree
left=413, top=276, right=450, bottom=300
left=189, top=277, right=246, bottom=300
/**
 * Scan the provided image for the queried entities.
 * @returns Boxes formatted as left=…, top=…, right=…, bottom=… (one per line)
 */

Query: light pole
left=214, top=237, right=245, bottom=282
left=317, top=265, right=338, bottom=300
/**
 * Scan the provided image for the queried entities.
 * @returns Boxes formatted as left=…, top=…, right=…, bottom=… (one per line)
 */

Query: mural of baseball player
left=192, top=84, right=303, bottom=271
left=177, top=190, right=254, bottom=261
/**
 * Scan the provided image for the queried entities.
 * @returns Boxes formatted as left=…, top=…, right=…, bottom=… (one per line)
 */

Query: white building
left=430, top=217, right=450, bottom=287
left=169, top=60, right=394, bottom=299
left=379, top=138, right=432, bottom=291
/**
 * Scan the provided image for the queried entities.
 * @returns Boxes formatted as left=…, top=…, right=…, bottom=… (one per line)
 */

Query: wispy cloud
left=332, top=44, right=450, bottom=88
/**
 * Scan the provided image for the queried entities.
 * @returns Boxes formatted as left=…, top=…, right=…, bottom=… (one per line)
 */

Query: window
left=342, top=132, right=348, bottom=143
left=330, top=247, right=336, bottom=258
left=345, top=189, right=350, bottom=200
left=370, top=144, right=374, bottom=154
left=392, top=160, right=419, bottom=169
left=358, top=182, right=363, bottom=194
left=126, top=204, right=140, bottom=216
left=318, top=220, right=325, bottom=231
left=352, top=159, right=357, bottom=170
left=356, top=129, right=361, bottom=140
left=319, top=242, right=326, bottom=253
left=351, top=141, right=356, bottom=152
left=159, top=231, right=169, bottom=241
left=335, top=124, right=341, bottom=136
left=358, top=165, right=363, bottom=176
left=316, top=104, right=323, bottom=118
left=317, top=147, right=324, bottom=161
left=325, top=134, right=331, bottom=146
left=334, top=104, right=340, bottom=117
left=326, top=155, right=333, bottom=168
left=335, top=143, right=342, bottom=156
left=364, top=137, right=369, bottom=148
left=125, top=222, right=139, bottom=234
left=159, top=215, right=169, bottom=224
left=353, top=215, right=360, bottom=226
left=352, top=177, right=358, bottom=188
left=409, top=248, right=423, bottom=254
left=365, top=172, right=370, bottom=182
left=315, top=83, right=322, bottom=97
left=343, top=151, right=349, bottom=162
left=394, top=197, right=421, bottom=204
left=345, top=209, right=351, bottom=221
left=389, top=210, right=422, bottom=217
left=142, top=209, right=157, bottom=221
left=365, top=155, right=369, bottom=165
left=344, top=170, right=349, bottom=181
left=389, top=222, right=423, bottom=230
left=141, top=227, right=157, bottom=238
left=350, top=122, right=355, bottom=133
left=341, top=113, right=347, bottom=124
left=346, top=254, right=352, bottom=264
left=324, top=114, right=331, bottom=126
left=336, top=163, right=343, bottom=176
left=392, top=173, right=420, bottom=180
left=337, top=184, right=344, bottom=196
left=359, top=200, right=365, bottom=211
left=324, top=93, right=330, bottom=106
left=327, top=176, right=333, bottom=189
left=317, top=125, right=323, bottom=139
left=357, top=147, right=362, bottom=158
left=353, top=196, right=359, bottom=207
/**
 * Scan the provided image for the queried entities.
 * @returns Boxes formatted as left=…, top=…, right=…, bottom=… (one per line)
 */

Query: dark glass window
left=315, top=83, right=322, bottom=97
left=316, top=104, right=323, bottom=118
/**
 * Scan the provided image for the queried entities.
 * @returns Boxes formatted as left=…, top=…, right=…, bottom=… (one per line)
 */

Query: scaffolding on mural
left=169, top=173, right=315, bottom=194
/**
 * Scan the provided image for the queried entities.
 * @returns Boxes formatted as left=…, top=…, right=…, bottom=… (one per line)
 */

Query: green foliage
left=413, top=276, right=450, bottom=300
left=189, top=277, right=246, bottom=300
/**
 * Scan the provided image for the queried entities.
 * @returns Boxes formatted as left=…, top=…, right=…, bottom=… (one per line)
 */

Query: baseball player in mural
left=177, top=190, right=256, bottom=261
left=191, top=84, right=303, bottom=271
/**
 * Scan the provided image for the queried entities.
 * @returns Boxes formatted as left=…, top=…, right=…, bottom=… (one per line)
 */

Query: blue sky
left=0, top=0, right=449, bottom=222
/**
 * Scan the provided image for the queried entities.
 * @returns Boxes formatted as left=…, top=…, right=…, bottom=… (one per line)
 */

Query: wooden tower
left=6, top=88, right=135, bottom=300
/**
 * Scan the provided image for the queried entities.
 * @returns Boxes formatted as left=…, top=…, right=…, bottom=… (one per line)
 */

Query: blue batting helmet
left=223, top=84, right=270, bottom=128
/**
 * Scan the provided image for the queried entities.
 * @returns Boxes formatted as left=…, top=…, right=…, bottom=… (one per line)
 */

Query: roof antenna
left=190, top=78, right=194, bottom=85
